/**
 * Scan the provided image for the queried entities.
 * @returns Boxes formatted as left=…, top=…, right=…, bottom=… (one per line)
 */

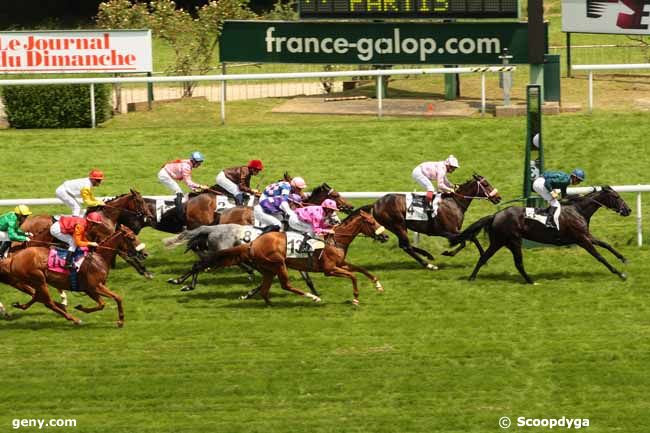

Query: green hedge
left=2, top=84, right=112, bottom=128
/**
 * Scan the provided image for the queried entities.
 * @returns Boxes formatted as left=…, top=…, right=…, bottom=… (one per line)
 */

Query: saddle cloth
left=524, top=207, right=550, bottom=225
left=405, top=193, right=430, bottom=221
left=237, top=226, right=263, bottom=244
left=155, top=199, right=176, bottom=223
left=215, top=195, right=257, bottom=213
left=285, top=231, right=324, bottom=259
left=47, top=247, right=88, bottom=274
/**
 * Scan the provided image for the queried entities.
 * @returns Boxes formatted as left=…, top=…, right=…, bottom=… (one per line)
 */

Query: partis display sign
left=0, top=30, right=153, bottom=73
left=562, top=0, right=650, bottom=34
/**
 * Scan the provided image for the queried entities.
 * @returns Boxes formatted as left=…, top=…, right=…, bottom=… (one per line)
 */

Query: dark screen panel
left=299, top=0, right=518, bottom=17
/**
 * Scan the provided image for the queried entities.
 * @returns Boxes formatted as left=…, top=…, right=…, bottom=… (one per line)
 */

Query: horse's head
left=309, top=183, right=354, bottom=214
left=130, top=189, right=154, bottom=223
left=357, top=210, right=389, bottom=242
left=471, top=174, right=502, bottom=204
left=114, top=226, right=153, bottom=279
left=597, top=186, right=631, bottom=216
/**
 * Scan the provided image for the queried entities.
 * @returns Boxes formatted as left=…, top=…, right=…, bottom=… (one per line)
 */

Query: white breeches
left=216, top=171, right=241, bottom=196
left=158, top=168, right=183, bottom=194
left=533, top=177, right=560, bottom=207
left=288, top=214, right=315, bottom=236
left=50, top=222, right=77, bottom=252
left=411, top=167, right=435, bottom=192
left=55, top=186, right=82, bottom=216
left=0, top=231, right=9, bottom=241
left=253, top=205, right=283, bottom=228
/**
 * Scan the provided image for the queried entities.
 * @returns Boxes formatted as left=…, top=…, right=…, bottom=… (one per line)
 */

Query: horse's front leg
left=591, top=237, right=627, bottom=264
left=341, top=261, right=384, bottom=293
left=94, top=283, right=125, bottom=327
left=324, top=266, right=360, bottom=305
left=577, top=237, right=627, bottom=280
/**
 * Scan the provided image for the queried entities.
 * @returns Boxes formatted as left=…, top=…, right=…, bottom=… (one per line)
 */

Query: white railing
left=0, top=184, right=647, bottom=246
left=572, top=63, right=650, bottom=112
left=0, top=66, right=515, bottom=125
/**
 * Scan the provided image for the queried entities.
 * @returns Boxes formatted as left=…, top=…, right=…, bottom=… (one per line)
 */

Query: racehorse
left=20, top=189, right=151, bottom=244
left=204, top=206, right=388, bottom=305
left=0, top=226, right=148, bottom=326
left=371, top=174, right=501, bottom=269
left=447, top=186, right=631, bottom=283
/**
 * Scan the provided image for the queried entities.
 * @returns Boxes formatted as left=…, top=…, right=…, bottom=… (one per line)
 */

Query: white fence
left=572, top=63, right=650, bottom=112
left=0, top=66, right=515, bottom=125
left=0, top=184, right=647, bottom=247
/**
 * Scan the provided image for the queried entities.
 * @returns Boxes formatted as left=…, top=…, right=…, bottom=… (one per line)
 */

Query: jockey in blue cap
left=532, top=168, right=585, bottom=229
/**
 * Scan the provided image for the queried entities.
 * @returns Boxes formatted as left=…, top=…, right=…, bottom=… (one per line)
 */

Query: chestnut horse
left=371, top=174, right=501, bottom=270
left=448, top=186, right=631, bottom=283
left=0, top=226, right=147, bottom=326
left=207, top=206, right=388, bottom=305
left=20, top=189, right=152, bottom=244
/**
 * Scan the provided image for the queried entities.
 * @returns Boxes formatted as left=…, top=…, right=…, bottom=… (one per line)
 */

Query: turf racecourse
left=1, top=107, right=650, bottom=433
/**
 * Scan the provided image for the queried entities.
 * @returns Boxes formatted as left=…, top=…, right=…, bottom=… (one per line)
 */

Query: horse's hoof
left=144, top=272, right=154, bottom=280
left=167, top=278, right=179, bottom=284
left=73, top=320, right=83, bottom=326
left=441, top=251, right=452, bottom=256
left=11, top=302, right=21, bottom=309
left=313, top=296, right=322, bottom=303
left=116, top=320, right=124, bottom=328
left=180, top=286, right=195, bottom=292
left=352, top=299, right=360, bottom=306
left=239, top=295, right=249, bottom=301
left=621, top=258, right=628, bottom=265
left=426, top=263, right=438, bottom=271
left=74, top=304, right=84, bottom=311
left=375, top=282, right=384, bottom=293
left=620, top=272, right=628, bottom=281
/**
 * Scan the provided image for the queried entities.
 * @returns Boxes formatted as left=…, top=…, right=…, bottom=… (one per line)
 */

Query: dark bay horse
left=194, top=207, right=388, bottom=305
left=371, top=174, right=501, bottom=270
left=449, top=186, right=631, bottom=283
left=0, top=226, right=148, bottom=326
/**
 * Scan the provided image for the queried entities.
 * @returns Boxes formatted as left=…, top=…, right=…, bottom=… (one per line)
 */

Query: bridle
left=453, top=179, right=499, bottom=203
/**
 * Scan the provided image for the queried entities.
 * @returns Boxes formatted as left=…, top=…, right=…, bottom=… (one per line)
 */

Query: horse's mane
left=310, top=183, right=331, bottom=195
left=341, top=204, right=372, bottom=222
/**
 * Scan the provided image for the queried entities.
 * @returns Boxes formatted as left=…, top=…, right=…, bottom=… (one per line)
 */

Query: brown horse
left=371, top=174, right=501, bottom=270
left=0, top=226, right=147, bottom=326
left=20, top=189, right=152, bottom=244
left=448, top=186, right=631, bottom=283
left=207, top=206, right=388, bottom=305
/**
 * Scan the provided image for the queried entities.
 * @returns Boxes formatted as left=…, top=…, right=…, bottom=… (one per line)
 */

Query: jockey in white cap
left=411, top=155, right=459, bottom=214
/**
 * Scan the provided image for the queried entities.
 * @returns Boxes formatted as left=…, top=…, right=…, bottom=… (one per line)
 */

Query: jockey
left=215, top=159, right=264, bottom=205
left=532, top=168, right=585, bottom=229
left=158, top=151, right=210, bottom=223
left=412, top=155, right=459, bottom=213
left=50, top=212, right=103, bottom=269
left=55, top=169, right=106, bottom=216
left=254, top=192, right=302, bottom=232
left=260, top=176, right=307, bottom=202
left=0, top=205, right=32, bottom=259
left=288, top=198, right=339, bottom=240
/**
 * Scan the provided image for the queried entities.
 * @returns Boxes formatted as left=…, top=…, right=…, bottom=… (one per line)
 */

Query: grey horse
left=164, top=224, right=320, bottom=296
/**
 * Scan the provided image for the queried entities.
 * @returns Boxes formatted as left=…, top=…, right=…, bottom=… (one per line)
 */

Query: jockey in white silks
left=411, top=155, right=459, bottom=214
left=55, top=169, right=106, bottom=217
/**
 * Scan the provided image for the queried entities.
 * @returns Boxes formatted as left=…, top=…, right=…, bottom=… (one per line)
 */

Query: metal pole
left=221, top=63, right=227, bottom=102
left=90, top=83, right=96, bottom=128
left=481, top=72, right=486, bottom=116
left=377, top=76, right=383, bottom=118
left=588, top=71, right=594, bottom=113
left=566, top=32, right=572, bottom=78
left=637, top=191, right=643, bottom=247
left=220, top=79, right=226, bottom=125
left=147, top=71, right=153, bottom=110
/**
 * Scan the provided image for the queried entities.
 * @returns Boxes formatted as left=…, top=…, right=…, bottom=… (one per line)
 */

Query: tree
left=96, top=0, right=256, bottom=96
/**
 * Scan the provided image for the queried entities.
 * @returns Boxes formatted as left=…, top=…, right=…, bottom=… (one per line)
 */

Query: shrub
left=2, top=83, right=112, bottom=128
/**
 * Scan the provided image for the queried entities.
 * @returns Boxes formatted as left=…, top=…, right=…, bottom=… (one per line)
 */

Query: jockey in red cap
left=55, top=169, right=106, bottom=216
left=216, top=160, right=264, bottom=205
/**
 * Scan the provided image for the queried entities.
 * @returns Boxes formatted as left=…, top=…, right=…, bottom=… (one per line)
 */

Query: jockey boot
left=425, top=191, right=434, bottom=210
left=260, top=225, right=281, bottom=234
left=545, top=207, right=557, bottom=229
left=64, top=251, right=75, bottom=270
left=234, top=193, right=244, bottom=206
left=0, top=241, right=11, bottom=259
left=298, top=233, right=312, bottom=254
left=174, top=193, right=185, bottom=224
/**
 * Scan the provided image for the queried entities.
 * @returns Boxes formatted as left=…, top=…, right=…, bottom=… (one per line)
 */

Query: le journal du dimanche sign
left=0, top=30, right=153, bottom=74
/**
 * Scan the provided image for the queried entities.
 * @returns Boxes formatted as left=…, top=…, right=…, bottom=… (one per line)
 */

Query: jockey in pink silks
left=411, top=155, right=459, bottom=213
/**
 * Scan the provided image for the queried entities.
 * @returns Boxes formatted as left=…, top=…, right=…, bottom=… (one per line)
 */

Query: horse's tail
left=449, top=215, right=495, bottom=246
left=213, top=243, right=251, bottom=268
left=162, top=226, right=214, bottom=250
